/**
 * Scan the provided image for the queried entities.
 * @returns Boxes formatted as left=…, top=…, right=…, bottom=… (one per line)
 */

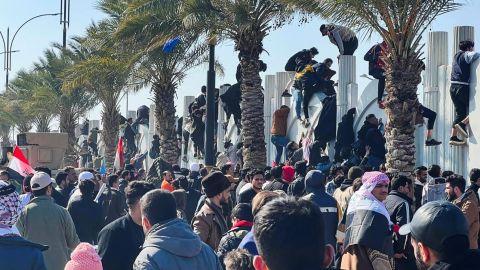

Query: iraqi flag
left=8, top=146, right=35, bottom=177
left=113, top=138, right=124, bottom=171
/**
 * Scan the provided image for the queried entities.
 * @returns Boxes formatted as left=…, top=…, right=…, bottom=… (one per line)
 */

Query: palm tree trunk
left=102, top=98, right=120, bottom=167
left=153, top=82, right=178, bottom=164
left=60, top=110, right=78, bottom=166
left=384, top=57, right=423, bottom=177
left=240, top=58, right=266, bottom=169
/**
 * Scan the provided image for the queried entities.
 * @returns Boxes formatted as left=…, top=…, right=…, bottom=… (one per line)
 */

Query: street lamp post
left=0, top=13, right=60, bottom=92
left=60, top=0, right=71, bottom=48
left=204, top=36, right=217, bottom=168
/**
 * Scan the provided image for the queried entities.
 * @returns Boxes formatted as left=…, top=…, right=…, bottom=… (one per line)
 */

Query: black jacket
left=384, top=191, right=415, bottom=269
left=67, top=196, right=103, bottom=244
left=334, top=109, right=355, bottom=162
left=263, top=179, right=289, bottom=193
left=216, top=224, right=252, bottom=266
left=414, top=182, right=424, bottom=211
left=185, top=188, right=202, bottom=224
left=97, top=214, right=145, bottom=270
left=287, top=176, right=306, bottom=197
left=428, top=249, right=480, bottom=270
left=303, top=186, right=339, bottom=249
left=358, top=122, right=386, bottom=159
left=238, top=186, right=258, bottom=204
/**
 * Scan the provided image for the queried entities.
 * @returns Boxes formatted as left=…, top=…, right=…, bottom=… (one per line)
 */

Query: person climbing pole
left=449, top=40, right=480, bottom=145
left=365, top=41, right=441, bottom=146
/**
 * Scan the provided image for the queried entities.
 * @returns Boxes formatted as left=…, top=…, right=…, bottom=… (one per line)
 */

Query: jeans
left=377, top=76, right=385, bottom=101
left=450, top=83, right=469, bottom=127
left=293, top=88, right=303, bottom=119
left=271, top=135, right=289, bottom=164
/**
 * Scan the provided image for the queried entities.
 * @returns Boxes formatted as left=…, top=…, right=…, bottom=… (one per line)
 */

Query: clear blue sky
left=1, top=0, right=479, bottom=130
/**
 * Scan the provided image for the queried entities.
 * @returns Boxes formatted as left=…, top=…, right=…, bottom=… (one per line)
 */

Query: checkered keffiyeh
left=0, top=181, right=22, bottom=228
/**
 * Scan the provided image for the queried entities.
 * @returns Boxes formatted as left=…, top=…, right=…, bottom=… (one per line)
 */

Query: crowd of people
left=2, top=158, right=480, bottom=270
left=1, top=23, right=480, bottom=270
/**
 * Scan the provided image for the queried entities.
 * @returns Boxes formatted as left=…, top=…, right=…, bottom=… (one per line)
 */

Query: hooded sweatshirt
left=134, top=219, right=222, bottom=270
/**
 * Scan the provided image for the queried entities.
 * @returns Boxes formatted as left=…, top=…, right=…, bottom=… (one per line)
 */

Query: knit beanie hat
left=64, top=243, right=102, bottom=270
left=202, top=171, right=231, bottom=198
left=348, top=166, right=364, bottom=180
left=282, top=166, right=295, bottom=183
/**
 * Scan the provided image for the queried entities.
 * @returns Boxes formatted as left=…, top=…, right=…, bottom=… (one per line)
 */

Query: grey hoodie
left=134, top=219, right=222, bottom=270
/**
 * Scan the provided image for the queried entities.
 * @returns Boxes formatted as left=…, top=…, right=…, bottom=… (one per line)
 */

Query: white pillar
left=216, top=85, right=228, bottom=153
left=424, top=31, right=448, bottom=166
left=181, top=96, right=195, bottom=168
left=337, top=55, right=356, bottom=123
left=265, top=75, right=276, bottom=166
left=450, top=26, right=474, bottom=176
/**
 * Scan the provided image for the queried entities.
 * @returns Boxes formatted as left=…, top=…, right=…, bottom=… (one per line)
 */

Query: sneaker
left=182, top=156, right=188, bottom=162
left=449, top=136, right=466, bottom=146
left=281, top=90, right=292, bottom=97
left=378, top=100, right=385, bottom=109
left=455, top=123, right=468, bottom=138
left=425, top=139, right=442, bottom=146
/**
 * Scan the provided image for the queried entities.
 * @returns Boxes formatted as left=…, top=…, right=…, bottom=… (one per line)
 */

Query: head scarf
left=0, top=180, right=22, bottom=228
left=347, top=171, right=392, bottom=224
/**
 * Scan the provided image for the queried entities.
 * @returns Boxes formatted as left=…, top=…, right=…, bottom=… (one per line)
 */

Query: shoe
left=182, top=156, right=188, bottom=162
left=303, top=118, right=310, bottom=128
left=281, top=90, right=292, bottom=97
left=378, top=100, right=385, bottom=109
left=449, top=136, right=466, bottom=146
left=425, top=139, right=442, bottom=146
left=455, top=123, right=468, bottom=138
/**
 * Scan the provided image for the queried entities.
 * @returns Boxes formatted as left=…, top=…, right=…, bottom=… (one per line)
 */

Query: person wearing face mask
left=340, top=171, right=394, bottom=270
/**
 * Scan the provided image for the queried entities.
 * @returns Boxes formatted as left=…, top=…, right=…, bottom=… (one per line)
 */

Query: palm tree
left=284, top=0, right=460, bottom=175
left=180, top=0, right=295, bottom=168
left=33, top=47, right=96, bottom=165
left=7, top=70, right=57, bottom=132
left=63, top=24, right=133, bottom=166
left=114, top=0, right=215, bottom=164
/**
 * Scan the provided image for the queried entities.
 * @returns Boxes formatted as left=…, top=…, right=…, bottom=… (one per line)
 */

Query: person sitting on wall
left=365, top=41, right=442, bottom=147
left=449, top=40, right=480, bottom=145
left=282, top=47, right=319, bottom=98
left=320, top=24, right=358, bottom=56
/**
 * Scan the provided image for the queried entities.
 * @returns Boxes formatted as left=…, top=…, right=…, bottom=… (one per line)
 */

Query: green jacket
left=16, top=195, right=80, bottom=270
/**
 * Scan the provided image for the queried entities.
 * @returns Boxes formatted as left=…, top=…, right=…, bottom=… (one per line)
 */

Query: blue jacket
left=238, top=229, right=258, bottom=255
left=133, top=219, right=222, bottom=270
left=0, top=235, right=48, bottom=270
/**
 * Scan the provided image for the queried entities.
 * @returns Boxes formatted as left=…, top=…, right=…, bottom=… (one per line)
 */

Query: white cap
left=190, top=163, right=200, bottom=172
left=78, top=171, right=95, bottom=182
left=31, top=172, right=54, bottom=191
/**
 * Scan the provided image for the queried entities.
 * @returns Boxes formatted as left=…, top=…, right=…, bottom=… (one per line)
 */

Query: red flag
left=114, top=138, right=124, bottom=170
left=8, top=146, right=35, bottom=177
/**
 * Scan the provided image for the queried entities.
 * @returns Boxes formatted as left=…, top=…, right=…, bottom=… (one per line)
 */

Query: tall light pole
left=204, top=35, right=217, bottom=168
left=0, top=13, right=60, bottom=92
left=60, top=0, right=71, bottom=48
